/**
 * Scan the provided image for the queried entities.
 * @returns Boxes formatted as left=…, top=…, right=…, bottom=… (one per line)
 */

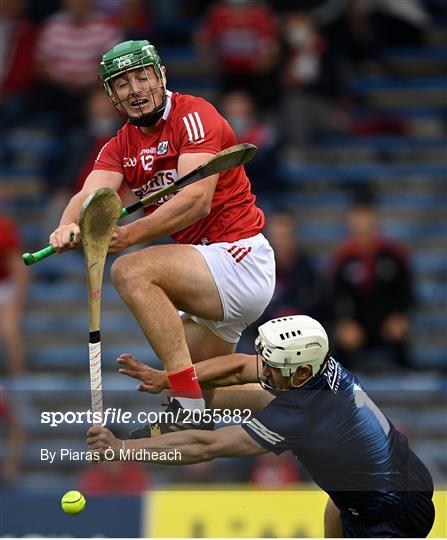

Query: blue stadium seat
left=416, top=280, right=447, bottom=304
left=318, top=136, right=447, bottom=151
left=280, top=162, right=447, bottom=183
left=349, top=75, right=447, bottom=93
left=29, top=344, right=158, bottom=369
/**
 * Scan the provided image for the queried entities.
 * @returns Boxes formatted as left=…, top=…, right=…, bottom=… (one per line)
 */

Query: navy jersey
left=242, top=357, right=412, bottom=517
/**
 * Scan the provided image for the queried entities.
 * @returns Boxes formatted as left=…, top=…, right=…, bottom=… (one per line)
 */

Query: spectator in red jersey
left=78, top=460, right=150, bottom=495
left=279, top=11, right=346, bottom=151
left=0, top=0, right=37, bottom=128
left=95, top=0, right=153, bottom=41
left=220, top=91, right=275, bottom=148
left=329, top=199, right=415, bottom=371
left=0, top=386, right=25, bottom=488
left=0, top=216, right=29, bottom=376
left=219, top=90, right=279, bottom=196
left=250, top=452, right=301, bottom=488
left=194, top=0, right=280, bottom=107
left=34, top=0, right=123, bottom=129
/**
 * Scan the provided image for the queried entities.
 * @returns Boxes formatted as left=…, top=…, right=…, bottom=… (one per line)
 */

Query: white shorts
left=185, top=233, right=276, bottom=343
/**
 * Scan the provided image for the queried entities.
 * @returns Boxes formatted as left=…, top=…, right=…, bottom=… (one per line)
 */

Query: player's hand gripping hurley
left=22, top=143, right=257, bottom=265
left=79, top=188, right=122, bottom=426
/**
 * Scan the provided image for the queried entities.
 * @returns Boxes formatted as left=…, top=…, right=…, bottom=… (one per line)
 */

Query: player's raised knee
left=110, top=253, right=141, bottom=290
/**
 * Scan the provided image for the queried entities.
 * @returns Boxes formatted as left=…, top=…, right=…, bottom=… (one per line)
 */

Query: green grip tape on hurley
left=22, top=245, right=57, bottom=266
left=23, top=200, right=131, bottom=266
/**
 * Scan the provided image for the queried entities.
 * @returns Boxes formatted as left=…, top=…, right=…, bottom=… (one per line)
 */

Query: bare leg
left=111, top=245, right=224, bottom=372
left=324, top=498, right=343, bottom=538
left=183, top=318, right=273, bottom=412
left=183, top=317, right=236, bottom=363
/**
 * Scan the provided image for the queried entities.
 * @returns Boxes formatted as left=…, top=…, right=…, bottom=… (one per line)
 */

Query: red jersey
left=196, top=1, right=279, bottom=73
left=0, top=217, right=21, bottom=282
left=93, top=91, right=265, bottom=245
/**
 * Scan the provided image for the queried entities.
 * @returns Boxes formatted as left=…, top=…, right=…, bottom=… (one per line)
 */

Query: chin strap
left=128, top=105, right=165, bottom=127
left=129, top=87, right=167, bottom=127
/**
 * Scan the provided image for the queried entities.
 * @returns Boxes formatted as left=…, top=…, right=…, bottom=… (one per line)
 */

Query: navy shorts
left=341, top=452, right=435, bottom=538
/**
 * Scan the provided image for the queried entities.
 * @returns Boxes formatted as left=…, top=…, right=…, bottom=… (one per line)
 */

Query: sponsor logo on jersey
left=182, top=112, right=205, bottom=144
left=123, top=157, right=137, bottom=167
left=140, top=148, right=156, bottom=155
left=157, top=141, right=169, bottom=155
left=322, top=357, right=341, bottom=393
left=132, top=169, right=179, bottom=204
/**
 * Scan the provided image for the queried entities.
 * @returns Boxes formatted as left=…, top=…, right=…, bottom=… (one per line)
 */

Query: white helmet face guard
left=255, top=337, right=293, bottom=393
left=255, top=316, right=330, bottom=391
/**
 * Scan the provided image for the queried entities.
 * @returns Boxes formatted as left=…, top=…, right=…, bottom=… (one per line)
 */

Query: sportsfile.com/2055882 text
left=40, top=408, right=252, bottom=427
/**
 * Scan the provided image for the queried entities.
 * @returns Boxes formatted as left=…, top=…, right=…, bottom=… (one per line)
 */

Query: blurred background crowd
left=0, top=0, right=446, bottom=496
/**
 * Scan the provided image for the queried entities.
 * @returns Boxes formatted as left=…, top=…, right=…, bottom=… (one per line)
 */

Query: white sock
left=174, top=396, right=205, bottom=412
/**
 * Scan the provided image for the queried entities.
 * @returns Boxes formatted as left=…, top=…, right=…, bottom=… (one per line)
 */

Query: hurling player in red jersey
left=49, top=40, right=275, bottom=421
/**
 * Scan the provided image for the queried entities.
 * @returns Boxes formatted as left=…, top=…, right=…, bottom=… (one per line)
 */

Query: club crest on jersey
left=157, top=141, right=169, bottom=155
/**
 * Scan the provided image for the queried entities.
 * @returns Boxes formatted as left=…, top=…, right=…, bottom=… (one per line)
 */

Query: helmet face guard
left=255, top=337, right=293, bottom=394
left=99, top=40, right=166, bottom=127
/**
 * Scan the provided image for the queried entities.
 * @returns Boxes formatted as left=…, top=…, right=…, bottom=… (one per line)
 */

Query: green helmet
left=99, top=40, right=166, bottom=127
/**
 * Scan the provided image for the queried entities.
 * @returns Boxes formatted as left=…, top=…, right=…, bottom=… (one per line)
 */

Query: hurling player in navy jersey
left=89, top=315, right=435, bottom=538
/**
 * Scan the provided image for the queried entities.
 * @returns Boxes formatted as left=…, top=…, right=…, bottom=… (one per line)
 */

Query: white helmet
left=256, top=315, right=329, bottom=380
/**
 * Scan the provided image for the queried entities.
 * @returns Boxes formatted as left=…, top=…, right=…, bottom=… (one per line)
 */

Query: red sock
left=167, top=365, right=203, bottom=400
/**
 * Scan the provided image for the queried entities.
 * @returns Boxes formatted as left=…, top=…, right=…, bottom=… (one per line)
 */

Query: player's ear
left=292, top=365, right=312, bottom=386
left=161, top=66, right=167, bottom=84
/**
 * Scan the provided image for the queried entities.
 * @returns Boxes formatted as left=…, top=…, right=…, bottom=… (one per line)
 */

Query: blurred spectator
left=73, top=88, right=123, bottom=193
left=355, top=0, right=430, bottom=50
left=0, top=385, right=25, bottom=488
left=219, top=90, right=279, bottom=196
left=0, top=0, right=37, bottom=128
left=279, top=11, right=347, bottom=151
left=310, top=0, right=380, bottom=72
left=78, top=460, right=151, bottom=495
left=194, top=0, right=280, bottom=106
left=34, top=0, right=123, bottom=130
left=329, top=200, right=415, bottom=371
left=78, top=422, right=150, bottom=494
left=95, top=0, right=153, bottom=41
left=250, top=452, right=300, bottom=487
left=0, top=216, right=29, bottom=376
left=240, top=210, right=330, bottom=351
left=265, top=210, right=329, bottom=322
left=178, top=461, right=219, bottom=484
left=40, top=88, right=124, bottom=244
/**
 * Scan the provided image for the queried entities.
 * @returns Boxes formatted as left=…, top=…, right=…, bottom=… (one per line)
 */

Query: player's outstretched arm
left=195, top=353, right=258, bottom=387
left=119, top=152, right=219, bottom=247
left=117, top=353, right=258, bottom=392
left=87, top=424, right=267, bottom=464
left=49, top=170, right=123, bottom=252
